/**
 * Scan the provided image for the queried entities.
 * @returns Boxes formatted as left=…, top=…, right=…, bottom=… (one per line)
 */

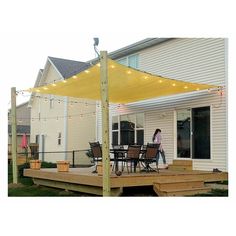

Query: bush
left=41, top=162, right=57, bottom=168
left=18, top=162, right=30, bottom=178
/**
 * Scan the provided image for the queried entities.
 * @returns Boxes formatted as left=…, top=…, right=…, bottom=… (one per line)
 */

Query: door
left=177, top=109, right=191, bottom=158
left=192, top=107, right=210, bottom=159
left=176, top=106, right=211, bottom=159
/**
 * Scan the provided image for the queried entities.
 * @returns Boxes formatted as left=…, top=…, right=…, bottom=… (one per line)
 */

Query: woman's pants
left=156, top=150, right=166, bottom=166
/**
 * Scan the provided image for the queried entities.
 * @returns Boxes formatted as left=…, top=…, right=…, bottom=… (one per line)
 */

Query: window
left=112, top=113, right=144, bottom=145
left=112, top=116, right=119, bottom=145
left=117, top=54, right=139, bottom=69
left=58, top=132, right=62, bottom=145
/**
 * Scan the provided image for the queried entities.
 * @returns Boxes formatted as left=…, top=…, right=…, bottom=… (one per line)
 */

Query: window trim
left=116, top=53, right=139, bottom=69
left=112, top=113, right=144, bottom=145
left=174, top=105, right=212, bottom=160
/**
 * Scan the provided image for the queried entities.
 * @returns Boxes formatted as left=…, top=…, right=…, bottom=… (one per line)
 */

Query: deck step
left=168, top=160, right=193, bottom=171
left=172, top=160, right=193, bottom=166
left=168, top=165, right=192, bottom=171
left=154, top=180, right=204, bottom=191
left=153, top=184, right=211, bottom=196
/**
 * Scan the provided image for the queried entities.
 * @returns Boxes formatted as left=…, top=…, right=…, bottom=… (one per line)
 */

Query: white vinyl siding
left=97, top=38, right=227, bottom=171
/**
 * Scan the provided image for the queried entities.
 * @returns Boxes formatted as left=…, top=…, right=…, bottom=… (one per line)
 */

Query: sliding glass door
left=176, top=106, right=210, bottom=159
left=177, top=109, right=191, bottom=158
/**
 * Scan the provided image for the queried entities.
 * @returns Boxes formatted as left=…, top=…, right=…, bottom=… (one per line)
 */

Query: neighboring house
left=31, top=38, right=227, bottom=172
left=29, top=57, right=96, bottom=164
left=8, top=102, right=31, bottom=154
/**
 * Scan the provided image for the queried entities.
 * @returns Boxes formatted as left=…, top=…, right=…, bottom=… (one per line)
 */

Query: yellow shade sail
left=27, top=58, right=218, bottom=103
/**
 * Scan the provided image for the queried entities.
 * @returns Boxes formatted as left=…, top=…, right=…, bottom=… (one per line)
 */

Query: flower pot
left=97, top=162, right=112, bottom=176
left=30, top=160, right=41, bottom=170
left=57, top=161, right=70, bottom=172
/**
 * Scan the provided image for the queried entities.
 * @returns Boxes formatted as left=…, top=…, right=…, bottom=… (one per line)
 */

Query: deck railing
left=9, top=149, right=93, bottom=167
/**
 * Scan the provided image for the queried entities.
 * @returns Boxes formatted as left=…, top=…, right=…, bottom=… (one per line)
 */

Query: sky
left=1, top=0, right=236, bottom=236
left=2, top=33, right=144, bottom=105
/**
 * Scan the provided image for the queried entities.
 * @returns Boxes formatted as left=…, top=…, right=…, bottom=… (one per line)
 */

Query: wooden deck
left=24, top=166, right=228, bottom=196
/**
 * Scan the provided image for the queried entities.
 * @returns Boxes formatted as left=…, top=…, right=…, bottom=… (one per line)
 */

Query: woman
left=152, top=128, right=168, bottom=169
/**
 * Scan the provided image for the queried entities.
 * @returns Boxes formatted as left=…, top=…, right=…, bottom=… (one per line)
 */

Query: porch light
left=184, top=86, right=188, bottom=89
left=85, top=70, right=90, bottom=73
left=72, top=75, right=77, bottom=79
left=62, top=80, right=67, bottom=83
left=172, top=83, right=176, bottom=86
left=127, top=70, right=132, bottom=74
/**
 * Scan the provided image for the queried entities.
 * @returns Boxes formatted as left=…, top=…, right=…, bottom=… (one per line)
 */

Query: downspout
left=64, top=96, right=68, bottom=160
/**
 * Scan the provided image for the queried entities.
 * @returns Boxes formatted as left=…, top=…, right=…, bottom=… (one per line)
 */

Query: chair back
left=127, top=145, right=141, bottom=159
left=89, top=142, right=102, bottom=158
left=145, top=143, right=159, bottom=159
left=112, top=145, right=125, bottom=158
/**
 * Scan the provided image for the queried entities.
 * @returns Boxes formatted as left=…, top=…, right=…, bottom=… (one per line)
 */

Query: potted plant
left=57, top=161, right=70, bottom=172
left=85, top=149, right=94, bottom=164
left=29, top=160, right=41, bottom=170
left=97, top=162, right=113, bottom=176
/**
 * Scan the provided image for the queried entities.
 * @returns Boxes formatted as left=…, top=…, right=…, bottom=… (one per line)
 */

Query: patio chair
left=89, top=142, right=103, bottom=173
left=29, top=143, right=39, bottom=159
left=124, top=145, right=141, bottom=173
left=141, top=143, right=160, bottom=172
left=112, top=145, right=125, bottom=172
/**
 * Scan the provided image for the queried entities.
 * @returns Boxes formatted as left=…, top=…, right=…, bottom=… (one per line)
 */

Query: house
left=29, top=57, right=96, bottom=164
left=31, top=38, right=227, bottom=172
left=95, top=38, right=227, bottom=172
left=8, top=101, right=31, bottom=154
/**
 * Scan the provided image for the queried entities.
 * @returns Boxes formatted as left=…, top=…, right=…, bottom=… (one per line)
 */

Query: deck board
left=24, top=167, right=228, bottom=196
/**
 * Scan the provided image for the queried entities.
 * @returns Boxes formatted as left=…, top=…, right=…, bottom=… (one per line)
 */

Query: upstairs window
left=117, top=54, right=139, bottom=69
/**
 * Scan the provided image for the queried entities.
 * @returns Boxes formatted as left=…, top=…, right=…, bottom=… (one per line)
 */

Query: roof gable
left=48, top=57, right=90, bottom=79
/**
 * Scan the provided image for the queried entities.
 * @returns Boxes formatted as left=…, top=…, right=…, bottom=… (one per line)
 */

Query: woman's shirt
left=154, top=132, right=162, bottom=144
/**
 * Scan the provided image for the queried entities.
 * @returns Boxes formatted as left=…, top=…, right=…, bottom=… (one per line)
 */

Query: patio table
left=110, top=148, right=147, bottom=173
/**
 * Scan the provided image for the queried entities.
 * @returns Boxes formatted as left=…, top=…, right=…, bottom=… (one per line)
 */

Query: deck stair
left=153, top=178, right=211, bottom=196
left=168, top=159, right=193, bottom=171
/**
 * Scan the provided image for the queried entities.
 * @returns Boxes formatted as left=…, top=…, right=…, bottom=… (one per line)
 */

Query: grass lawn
left=8, top=162, right=93, bottom=197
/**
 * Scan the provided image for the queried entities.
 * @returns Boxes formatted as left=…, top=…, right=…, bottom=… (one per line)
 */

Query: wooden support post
left=100, top=51, right=110, bottom=196
left=11, top=87, right=18, bottom=184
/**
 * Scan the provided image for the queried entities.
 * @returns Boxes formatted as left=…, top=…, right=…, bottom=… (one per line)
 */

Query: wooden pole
left=100, top=51, right=110, bottom=196
left=11, top=87, right=18, bottom=184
